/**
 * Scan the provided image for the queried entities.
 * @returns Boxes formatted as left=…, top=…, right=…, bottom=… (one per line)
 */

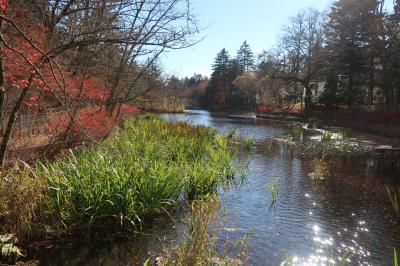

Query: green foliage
left=163, top=195, right=244, bottom=266
left=38, top=116, right=234, bottom=235
left=395, top=248, right=398, bottom=266
left=287, top=126, right=303, bottom=141
left=338, top=128, right=353, bottom=139
left=266, top=142, right=273, bottom=151
left=338, top=139, right=352, bottom=153
left=0, top=115, right=234, bottom=242
left=267, top=178, right=280, bottom=204
left=204, top=43, right=256, bottom=110
left=311, top=158, right=330, bottom=180
left=322, top=131, right=333, bottom=142
left=226, top=76, right=258, bottom=109
left=240, top=135, right=254, bottom=151
left=387, top=187, right=400, bottom=219
left=319, top=74, right=343, bottom=108
left=236, top=41, right=255, bottom=74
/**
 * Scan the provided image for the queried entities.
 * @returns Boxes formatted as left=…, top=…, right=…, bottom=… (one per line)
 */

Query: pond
left=41, top=110, right=400, bottom=265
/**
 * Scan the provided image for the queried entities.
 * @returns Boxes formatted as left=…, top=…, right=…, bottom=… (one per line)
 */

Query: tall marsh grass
left=1, top=115, right=235, bottom=242
left=241, top=135, right=254, bottom=151
left=39, top=115, right=234, bottom=234
left=387, top=187, right=400, bottom=219
left=268, top=178, right=280, bottom=204
left=162, top=195, right=245, bottom=266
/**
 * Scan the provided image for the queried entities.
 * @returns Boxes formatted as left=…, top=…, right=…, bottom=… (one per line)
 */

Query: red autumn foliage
left=0, top=0, right=8, bottom=11
left=1, top=1, right=140, bottom=157
left=257, top=105, right=273, bottom=114
left=120, top=104, right=139, bottom=114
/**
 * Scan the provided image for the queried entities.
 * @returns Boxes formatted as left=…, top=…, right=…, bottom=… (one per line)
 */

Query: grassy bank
left=0, top=114, right=234, bottom=261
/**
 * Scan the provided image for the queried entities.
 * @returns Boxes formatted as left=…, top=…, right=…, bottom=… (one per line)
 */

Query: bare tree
left=269, top=9, right=325, bottom=112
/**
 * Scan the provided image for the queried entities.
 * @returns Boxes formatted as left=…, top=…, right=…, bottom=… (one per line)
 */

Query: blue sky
left=162, top=0, right=333, bottom=78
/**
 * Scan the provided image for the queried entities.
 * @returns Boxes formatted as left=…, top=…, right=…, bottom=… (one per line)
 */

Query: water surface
left=161, top=110, right=400, bottom=266
left=41, top=110, right=400, bottom=265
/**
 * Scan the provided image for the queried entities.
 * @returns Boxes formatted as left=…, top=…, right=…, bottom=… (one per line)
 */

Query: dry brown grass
left=0, top=164, right=49, bottom=242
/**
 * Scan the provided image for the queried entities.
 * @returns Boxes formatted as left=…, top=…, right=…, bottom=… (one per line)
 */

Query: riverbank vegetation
left=160, top=195, right=247, bottom=266
left=0, top=0, right=200, bottom=166
left=0, top=115, right=235, bottom=263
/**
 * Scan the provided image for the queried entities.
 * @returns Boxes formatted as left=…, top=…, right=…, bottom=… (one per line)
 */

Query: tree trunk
left=369, top=57, right=374, bottom=108
left=0, top=79, right=32, bottom=167
left=0, top=19, right=4, bottom=133
left=0, top=50, right=5, bottom=133
left=304, top=85, right=312, bottom=114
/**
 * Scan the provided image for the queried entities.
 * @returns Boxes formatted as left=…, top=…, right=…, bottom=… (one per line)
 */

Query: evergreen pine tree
left=236, top=41, right=255, bottom=74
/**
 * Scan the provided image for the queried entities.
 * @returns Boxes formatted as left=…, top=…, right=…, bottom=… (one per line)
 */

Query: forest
left=177, top=1, right=400, bottom=118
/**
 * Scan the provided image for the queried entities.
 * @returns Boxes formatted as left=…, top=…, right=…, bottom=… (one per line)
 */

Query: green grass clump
left=311, top=158, right=330, bottom=180
left=241, top=135, right=254, bottom=151
left=338, top=128, right=353, bottom=139
left=268, top=178, right=280, bottom=205
left=35, top=115, right=234, bottom=235
left=161, top=195, right=245, bottom=266
left=321, top=131, right=333, bottom=142
left=387, top=187, right=400, bottom=219
left=287, top=126, right=303, bottom=141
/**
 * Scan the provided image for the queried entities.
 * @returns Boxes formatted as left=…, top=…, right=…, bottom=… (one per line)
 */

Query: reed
left=288, top=126, right=303, bottom=141
left=242, top=135, right=254, bottom=151
left=1, top=114, right=235, bottom=242
left=311, top=158, right=330, bottom=180
left=39, top=115, right=234, bottom=235
left=338, top=128, right=353, bottom=139
left=321, top=131, right=333, bottom=142
left=387, top=187, right=400, bottom=219
left=395, top=248, right=398, bottom=266
left=268, top=178, right=280, bottom=204
left=162, top=195, right=245, bottom=266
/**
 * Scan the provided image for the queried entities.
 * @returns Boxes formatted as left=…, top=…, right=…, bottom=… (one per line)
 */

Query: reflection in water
left=41, top=110, right=400, bottom=265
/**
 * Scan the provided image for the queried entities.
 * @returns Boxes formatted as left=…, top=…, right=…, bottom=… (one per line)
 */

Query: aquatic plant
left=268, top=178, right=280, bottom=204
left=162, top=195, right=245, bottom=266
left=39, top=116, right=234, bottom=235
left=338, top=128, right=353, bottom=139
left=1, top=115, right=235, bottom=242
left=387, top=187, right=400, bottom=219
left=311, top=158, right=330, bottom=180
left=241, top=135, right=254, bottom=151
left=395, top=248, right=398, bottom=266
left=266, top=141, right=273, bottom=151
left=321, top=131, right=333, bottom=142
left=287, top=126, right=303, bottom=141
left=309, top=120, right=321, bottom=129
left=225, top=128, right=237, bottom=140
left=338, top=139, right=352, bottom=153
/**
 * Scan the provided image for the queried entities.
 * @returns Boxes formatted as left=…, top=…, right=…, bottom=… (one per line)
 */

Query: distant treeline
left=178, top=0, right=400, bottom=112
